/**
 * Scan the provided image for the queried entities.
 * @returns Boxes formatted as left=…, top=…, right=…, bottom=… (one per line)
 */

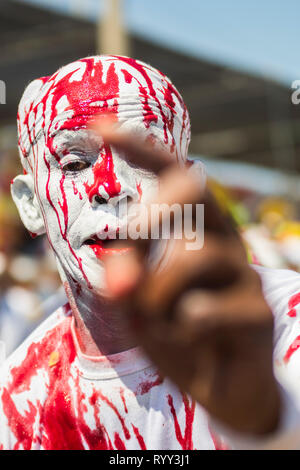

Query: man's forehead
left=18, top=55, right=191, bottom=173
left=53, top=129, right=103, bottom=148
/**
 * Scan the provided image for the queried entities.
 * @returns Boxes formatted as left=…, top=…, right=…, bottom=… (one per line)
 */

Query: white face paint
left=34, top=126, right=156, bottom=295
left=14, top=56, right=191, bottom=298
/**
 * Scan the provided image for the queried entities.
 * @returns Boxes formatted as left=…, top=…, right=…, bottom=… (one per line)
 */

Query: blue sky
left=15, top=0, right=300, bottom=85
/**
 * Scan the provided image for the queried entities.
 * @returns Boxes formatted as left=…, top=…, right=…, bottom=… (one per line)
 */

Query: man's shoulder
left=253, top=265, right=300, bottom=305
left=253, top=265, right=300, bottom=356
left=0, top=303, right=72, bottom=377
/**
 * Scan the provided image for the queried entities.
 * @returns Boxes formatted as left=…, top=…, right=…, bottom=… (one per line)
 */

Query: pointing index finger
left=92, top=118, right=175, bottom=175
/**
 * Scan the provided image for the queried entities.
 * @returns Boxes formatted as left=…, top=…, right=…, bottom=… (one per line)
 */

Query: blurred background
left=0, top=0, right=300, bottom=355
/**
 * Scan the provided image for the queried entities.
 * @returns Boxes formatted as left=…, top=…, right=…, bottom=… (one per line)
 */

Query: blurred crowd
left=209, top=179, right=300, bottom=271
left=1, top=145, right=300, bottom=358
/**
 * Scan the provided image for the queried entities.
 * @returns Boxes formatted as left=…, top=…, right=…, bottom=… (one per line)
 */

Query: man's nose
left=88, top=145, right=139, bottom=208
left=92, top=191, right=135, bottom=208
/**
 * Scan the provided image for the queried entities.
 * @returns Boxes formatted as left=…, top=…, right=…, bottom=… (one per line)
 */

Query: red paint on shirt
left=283, top=335, right=300, bottom=363
left=114, top=432, right=126, bottom=450
left=120, top=389, right=128, bottom=414
left=287, top=292, right=300, bottom=317
left=132, top=424, right=147, bottom=450
left=167, top=392, right=196, bottom=450
left=136, top=373, right=163, bottom=395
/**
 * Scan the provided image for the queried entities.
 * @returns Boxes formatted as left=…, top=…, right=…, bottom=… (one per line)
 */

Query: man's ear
left=11, top=174, right=46, bottom=235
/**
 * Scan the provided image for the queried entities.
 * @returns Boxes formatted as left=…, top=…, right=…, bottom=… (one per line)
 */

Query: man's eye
left=62, top=161, right=90, bottom=172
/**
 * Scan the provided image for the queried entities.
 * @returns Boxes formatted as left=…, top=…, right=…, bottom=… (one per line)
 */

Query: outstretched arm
left=97, top=121, right=281, bottom=437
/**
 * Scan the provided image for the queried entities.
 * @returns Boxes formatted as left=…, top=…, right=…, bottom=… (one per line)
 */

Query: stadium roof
left=14, top=0, right=300, bottom=86
left=1, top=0, right=300, bottom=174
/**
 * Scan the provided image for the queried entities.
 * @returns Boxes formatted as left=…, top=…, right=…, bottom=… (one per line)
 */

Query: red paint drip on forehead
left=114, top=56, right=183, bottom=151
left=50, top=59, right=119, bottom=131
left=50, top=58, right=120, bottom=135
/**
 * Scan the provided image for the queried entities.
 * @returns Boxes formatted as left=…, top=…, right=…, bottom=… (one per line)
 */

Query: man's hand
left=97, top=122, right=281, bottom=436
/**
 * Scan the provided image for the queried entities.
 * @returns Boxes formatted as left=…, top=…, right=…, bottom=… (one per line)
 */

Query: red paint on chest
left=136, top=373, right=163, bottom=395
left=167, top=393, right=196, bottom=450
left=119, top=388, right=128, bottom=414
left=287, top=292, right=300, bottom=317
left=97, top=391, right=130, bottom=440
left=132, top=424, right=146, bottom=450
left=136, top=182, right=142, bottom=201
left=283, top=335, right=300, bottom=363
left=2, top=315, right=81, bottom=449
left=114, top=432, right=126, bottom=450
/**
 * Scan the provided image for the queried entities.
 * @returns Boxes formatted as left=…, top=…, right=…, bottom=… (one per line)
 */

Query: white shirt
left=2, top=265, right=300, bottom=450
left=212, top=266, right=300, bottom=449
left=0, top=304, right=224, bottom=450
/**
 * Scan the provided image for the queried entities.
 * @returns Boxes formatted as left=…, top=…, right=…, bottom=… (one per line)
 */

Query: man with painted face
left=2, top=55, right=300, bottom=450
left=1, top=55, right=220, bottom=450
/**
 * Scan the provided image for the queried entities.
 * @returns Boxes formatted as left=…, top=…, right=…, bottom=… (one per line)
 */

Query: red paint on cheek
left=72, top=180, right=83, bottom=200
left=58, top=175, right=69, bottom=238
left=136, top=182, right=142, bottom=202
left=84, top=145, right=121, bottom=202
left=72, top=180, right=78, bottom=195
left=43, top=153, right=92, bottom=289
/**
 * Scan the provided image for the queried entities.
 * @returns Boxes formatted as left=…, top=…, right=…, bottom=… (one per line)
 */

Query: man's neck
left=64, top=281, right=137, bottom=357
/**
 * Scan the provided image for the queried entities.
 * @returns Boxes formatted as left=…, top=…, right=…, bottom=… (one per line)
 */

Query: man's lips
left=83, top=234, right=129, bottom=259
